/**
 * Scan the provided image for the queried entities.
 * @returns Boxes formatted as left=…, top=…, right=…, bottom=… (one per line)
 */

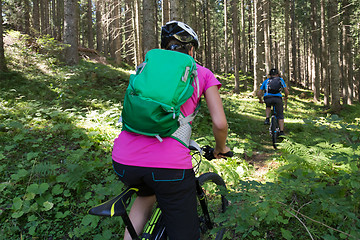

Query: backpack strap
left=171, top=100, right=201, bottom=147
left=178, top=102, right=201, bottom=126
left=189, top=140, right=203, bottom=154
left=193, top=70, right=200, bottom=98
left=135, top=62, right=147, bottom=75
left=182, top=67, right=191, bottom=82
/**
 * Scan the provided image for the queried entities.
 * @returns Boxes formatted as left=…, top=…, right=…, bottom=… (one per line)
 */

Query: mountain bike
left=88, top=145, right=233, bottom=240
left=270, top=105, right=280, bottom=149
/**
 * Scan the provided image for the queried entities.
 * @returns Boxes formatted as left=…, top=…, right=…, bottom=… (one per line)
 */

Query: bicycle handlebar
left=202, top=145, right=233, bottom=160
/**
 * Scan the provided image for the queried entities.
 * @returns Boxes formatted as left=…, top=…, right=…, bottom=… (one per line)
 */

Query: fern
left=32, top=162, right=59, bottom=177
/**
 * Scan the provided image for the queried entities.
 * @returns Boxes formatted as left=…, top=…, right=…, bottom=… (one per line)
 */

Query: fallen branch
left=283, top=209, right=314, bottom=240
left=277, top=201, right=356, bottom=239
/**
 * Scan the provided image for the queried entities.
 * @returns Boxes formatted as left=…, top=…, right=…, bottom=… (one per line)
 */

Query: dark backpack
left=266, top=77, right=282, bottom=94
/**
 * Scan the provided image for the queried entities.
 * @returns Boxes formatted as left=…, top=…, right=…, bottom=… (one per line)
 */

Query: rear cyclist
left=257, top=68, right=289, bottom=136
left=112, top=21, right=230, bottom=240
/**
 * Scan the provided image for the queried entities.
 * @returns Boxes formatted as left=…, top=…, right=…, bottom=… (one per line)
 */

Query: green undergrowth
left=1, top=31, right=360, bottom=239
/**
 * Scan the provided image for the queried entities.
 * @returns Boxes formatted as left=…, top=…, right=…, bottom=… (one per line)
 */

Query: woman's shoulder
left=196, top=64, right=214, bottom=75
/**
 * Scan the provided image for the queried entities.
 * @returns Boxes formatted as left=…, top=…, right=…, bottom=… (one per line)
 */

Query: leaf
left=28, top=226, right=37, bottom=236
left=233, top=146, right=244, bottom=154
left=55, top=211, right=70, bottom=219
left=27, top=152, right=39, bottom=160
left=0, top=182, right=9, bottom=192
left=27, top=215, right=38, bottom=221
left=52, top=184, right=63, bottom=195
left=27, top=183, right=39, bottom=194
left=12, top=197, right=23, bottom=210
left=11, top=211, right=24, bottom=218
left=85, top=192, right=92, bottom=200
left=10, top=169, right=28, bottom=181
left=281, top=228, right=293, bottom=240
left=322, top=234, right=338, bottom=240
left=63, top=190, right=71, bottom=197
left=24, top=192, right=36, bottom=200
left=101, top=229, right=113, bottom=240
left=42, top=201, right=54, bottom=211
left=38, top=183, right=49, bottom=194
left=81, top=215, right=99, bottom=227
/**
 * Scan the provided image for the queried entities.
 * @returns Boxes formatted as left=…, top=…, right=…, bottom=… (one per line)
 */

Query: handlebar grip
left=218, top=151, right=234, bottom=158
left=202, top=145, right=233, bottom=160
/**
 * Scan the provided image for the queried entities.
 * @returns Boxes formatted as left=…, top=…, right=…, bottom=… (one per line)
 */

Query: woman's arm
left=204, top=85, right=231, bottom=157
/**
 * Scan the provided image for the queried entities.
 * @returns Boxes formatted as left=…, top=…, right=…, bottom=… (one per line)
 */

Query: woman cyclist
left=112, top=21, right=231, bottom=240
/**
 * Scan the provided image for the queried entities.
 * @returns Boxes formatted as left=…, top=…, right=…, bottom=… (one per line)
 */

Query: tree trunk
left=342, top=0, right=353, bottom=105
left=232, top=0, right=240, bottom=93
left=253, top=0, right=265, bottom=95
left=284, top=0, right=290, bottom=83
left=240, top=0, right=247, bottom=74
left=247, top=0, right=253, bottom=72
left=124, top=0, right=133, bottom=63
left=87, top=0, right=94, bottom=49
left=224, top=0, right=229, bottom=74
left=52, top=0, right=57, bottom=39
left=24, top=0, right=30, bottom=34
left=114, top=0, right=121, bottom=64
left=142, top=0, right=157, bottom=54
left=0, top=0, right=7, bottom=72
left=64, top=0, right=79, bottom=65
left=169, top=0, right=181, bottom=21
left=96, top=0, right=103, bottom=53
left=162, top=0, right=170, bottom=25
left=183, top=0, right=195, bottom=30
left=205, top=0, right=212, bottom=69
left=290, top=0, right=296, bottom=86
left=320, top=0, right=330, bottom=106
left=33, top=0, right=40, bottom=36
left=134, top=0, right=143, bottom=64
left=263, top=0, right=271, bottom=73
left=56, top=0, right=63, bottom=41
left=43, top=0, right=50, bottom=35
left=40, top=0, right=46, bottom=34
left=311, top=0, right=320, bottom=102
left=328, top=0, right=341, bottom=112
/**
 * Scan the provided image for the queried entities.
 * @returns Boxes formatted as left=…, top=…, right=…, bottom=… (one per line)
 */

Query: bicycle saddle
left=88, top=187, right=138, bottom=217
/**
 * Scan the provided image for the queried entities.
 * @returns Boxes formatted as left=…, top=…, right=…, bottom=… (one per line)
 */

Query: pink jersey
left=112, top=64, right=221, bottom=169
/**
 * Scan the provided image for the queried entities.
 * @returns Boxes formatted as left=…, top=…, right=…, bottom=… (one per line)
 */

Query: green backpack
left=121, top=49, right=199, bottom=146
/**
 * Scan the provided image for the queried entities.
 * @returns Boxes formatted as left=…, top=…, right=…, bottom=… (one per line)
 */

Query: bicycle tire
left=198, top=172, right=228, bottom=240
left=270, top=115, right=278, bottom=149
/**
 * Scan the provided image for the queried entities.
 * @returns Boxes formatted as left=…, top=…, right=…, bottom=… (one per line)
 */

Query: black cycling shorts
left=264, top=96, right=284, bottom=119
left=112, top=161, right=200, bottom=240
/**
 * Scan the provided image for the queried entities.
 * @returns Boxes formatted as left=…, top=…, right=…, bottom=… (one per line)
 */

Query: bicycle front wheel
left=197, top=172, right=228, bottom=240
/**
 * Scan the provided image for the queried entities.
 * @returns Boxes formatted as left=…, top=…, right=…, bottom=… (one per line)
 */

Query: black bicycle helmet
left=269, top=68, right=279, bottom=76
left=161, top=21, right=200, bottom=50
